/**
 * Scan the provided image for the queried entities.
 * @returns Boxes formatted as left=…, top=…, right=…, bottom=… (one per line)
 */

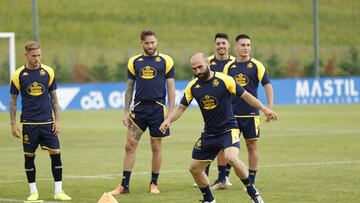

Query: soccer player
left=110, top=30, right=175, bottom=195
left=160, top=53, right=277, bottom=203
left=224, top=34, right=274, bottom=187
left=10, top=41, right=71, bottom=201
left=204, top=33, right=236, bottom=189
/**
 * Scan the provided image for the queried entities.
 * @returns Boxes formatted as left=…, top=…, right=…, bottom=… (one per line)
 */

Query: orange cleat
left=149, top=183, right=160, bottom=194
left=109, top=184, right=129, bottom=195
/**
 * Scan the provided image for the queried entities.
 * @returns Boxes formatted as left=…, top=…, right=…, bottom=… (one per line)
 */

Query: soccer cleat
left=200, top=199, right=216, bottom=203
left=149, top=183, right=160, bottom=194
left=54, top=191, right=72, bottom=201
left=210, top=179, right=227, bottom=191
left=225, top=176, right=232, bottom=186
left=26, top=192, right=39, bottom=201
left=193, top=182, right=198, bottom=188
left=249, top=187, right=264, bottom=203
left=109, top=184, right=129, bottom=195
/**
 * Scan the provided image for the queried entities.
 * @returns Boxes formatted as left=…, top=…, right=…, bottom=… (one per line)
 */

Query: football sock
left=121, top=171, right=131, bottom=188
left=217, top=165, right=226, bottom=182
left=54, top=181, right=63, bottom=193
left=249, top=169, right=257, bottom=184
left=199, top=185, right=214, bottom=202
left=241, top=177, right=257, bottom=197
left=150, top=172, right=159, bottom=185
left=29, top=182, right=38, bottom=194
left=50, top=154, right=62, bottom=182
left=225, top=163, right=232, bottom=177
left=24, top=155, right=36, bottom=183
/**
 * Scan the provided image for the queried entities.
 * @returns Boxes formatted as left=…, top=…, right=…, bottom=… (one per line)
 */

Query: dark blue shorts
left=192, top=129, right=240, bottom=161
left=236, top=117, right=261, bottom=140
left=130, top=101, right=170, bottom=138
left=22, top=123, right=60, bottom=153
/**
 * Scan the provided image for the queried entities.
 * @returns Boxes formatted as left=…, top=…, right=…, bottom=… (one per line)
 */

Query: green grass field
left=1, top=105, right=360, bottom=202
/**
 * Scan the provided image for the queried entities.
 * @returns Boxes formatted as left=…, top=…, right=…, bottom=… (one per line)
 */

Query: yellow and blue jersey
left=180, top=72, right=245, bottom=136
left=10, top=64, right=57, bottom=123
left=224, top=58, right=270, bottom=116
left=208, top=55, right=236, bottom=73
left=128, top=53, right=174, bottom=102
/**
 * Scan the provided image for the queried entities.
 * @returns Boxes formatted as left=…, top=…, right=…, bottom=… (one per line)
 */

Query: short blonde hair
left=25, top=41, right=40, bottom=52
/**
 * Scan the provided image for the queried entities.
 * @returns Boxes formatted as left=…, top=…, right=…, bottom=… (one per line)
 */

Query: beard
left=144, top=48, right=156, bottom=56
left=196, top=67, right=210, bottom=81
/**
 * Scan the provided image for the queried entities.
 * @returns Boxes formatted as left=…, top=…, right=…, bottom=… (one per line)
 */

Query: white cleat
left=225, top=176, right=232, bottom=186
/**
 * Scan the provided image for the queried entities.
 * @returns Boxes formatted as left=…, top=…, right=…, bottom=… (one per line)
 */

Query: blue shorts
left=236, top=116, right=261, bottom=140
left=192, top=129, right=240, bottom=161
left=130, top=100, right=169, bottom=138
left=22, top=123, right=60, bottom=153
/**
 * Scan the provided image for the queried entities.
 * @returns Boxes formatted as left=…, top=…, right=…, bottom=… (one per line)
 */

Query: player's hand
left=159, top=119, right=171, bottom=134
left=11, top=123, right=20, bottom=138
left=262, top=107, right=278, bottom=122
left=122, top=111, right=131, bottom=127
left=53, top=120, right=61, bottom=136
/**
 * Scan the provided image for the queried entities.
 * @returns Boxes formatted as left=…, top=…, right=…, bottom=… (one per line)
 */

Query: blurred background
left=1, top=0, right=359, bottom=84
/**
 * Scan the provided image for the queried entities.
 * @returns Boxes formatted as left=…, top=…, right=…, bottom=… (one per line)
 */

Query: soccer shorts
left=22, top=123, right=60, bottom=153
left=130, top=100, right=170, bottom=138
left=236, top=116, right=261, bottom=140
left=192, top=129, right=240, bottom=161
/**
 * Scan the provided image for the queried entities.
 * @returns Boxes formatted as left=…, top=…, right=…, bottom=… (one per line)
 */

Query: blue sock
left=199, top=185, right=214, bottom=202
left=150, top=172, right=159, bottom=185
left=121, top=171, right=131, bottom=188
left=225, top=163, right=232, bottom=177
left=217, top=165, right=226, bottom=182
left=205, top=164, right=210, bottom=177
left=50, top=154, right=62, bottom=181
left=241, top=177, right=257, bottom=197
left=24, top=155, right=36, bottom=183
left=249, top=169, right=257, bottom=184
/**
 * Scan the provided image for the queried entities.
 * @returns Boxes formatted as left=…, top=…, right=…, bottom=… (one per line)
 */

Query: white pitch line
left=0, top=198, right=60, bottom=203
left=1, top=160, right=359, bottom=184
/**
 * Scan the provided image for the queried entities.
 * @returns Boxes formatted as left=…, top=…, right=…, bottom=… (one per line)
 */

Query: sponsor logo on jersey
left=200, top=95, right=218, bottom=110
left=27, top=82, right=45, bottom=96
left=22, top=72, right=29, bottom=76
left=234, top=73, right=249, bottom=86
left=195, top=84, right=201, bottom=89
left=140, top=66, right=157, bottom=79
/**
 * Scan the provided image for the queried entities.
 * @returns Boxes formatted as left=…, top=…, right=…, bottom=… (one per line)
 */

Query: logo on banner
left=295, top=79, right=359, bottom=104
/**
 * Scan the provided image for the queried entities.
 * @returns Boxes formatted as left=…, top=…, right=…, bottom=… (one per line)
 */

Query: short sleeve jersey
left=10, top=64, right=57, bottom=123
left=127, top=53, right=174, bottom=102
left=224, top=58, right=270, bottom=116
left=208, top=55, right=236, bottom=73
left=180, top=72, right=245, bottom=136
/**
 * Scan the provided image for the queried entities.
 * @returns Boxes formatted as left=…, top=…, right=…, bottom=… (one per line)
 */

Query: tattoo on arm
left=10, top=94, right=18, bottom=124
left=124, top=79, right=135, bottom=111
left=50, top=90, right=61, bottom=119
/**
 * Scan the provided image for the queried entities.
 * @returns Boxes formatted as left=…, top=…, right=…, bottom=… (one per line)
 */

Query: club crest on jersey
left=23, top=134, right=30, bottom=144
left=155, top=56, right=162, bottom=62
left=247, top=62, right=254, bottom=69
left=200, top=95, right=218, bottom=110
left=194, top=140, right=202, bottom=150
left=212, top=79, right=219, bottom=87
left=27, top=82, right=45, bottom=96
left=39, top=69, right=46, bottom=76
left=234, top=73, right=249, bottom=86
left=140, top=66, right=157, bottom=79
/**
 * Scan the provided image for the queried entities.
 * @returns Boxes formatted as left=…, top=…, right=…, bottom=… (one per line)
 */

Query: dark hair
left=140, top=29, right=156, bottom=41
left=25, top=41, right=40, bottom=52
left=235, top=34, right=250, bottom=42
left=214, top=33, right=229, bottom=41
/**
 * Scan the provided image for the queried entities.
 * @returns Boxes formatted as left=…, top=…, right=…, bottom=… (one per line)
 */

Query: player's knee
left=48, top=149, right=60, bottom=155
left=24, top=152, right=35, bottom=157
left=125, top=142, right=136, bottom=153
left=189, top=165, right=200, bottom=175
left=246, top=140, right=258, bottom=152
